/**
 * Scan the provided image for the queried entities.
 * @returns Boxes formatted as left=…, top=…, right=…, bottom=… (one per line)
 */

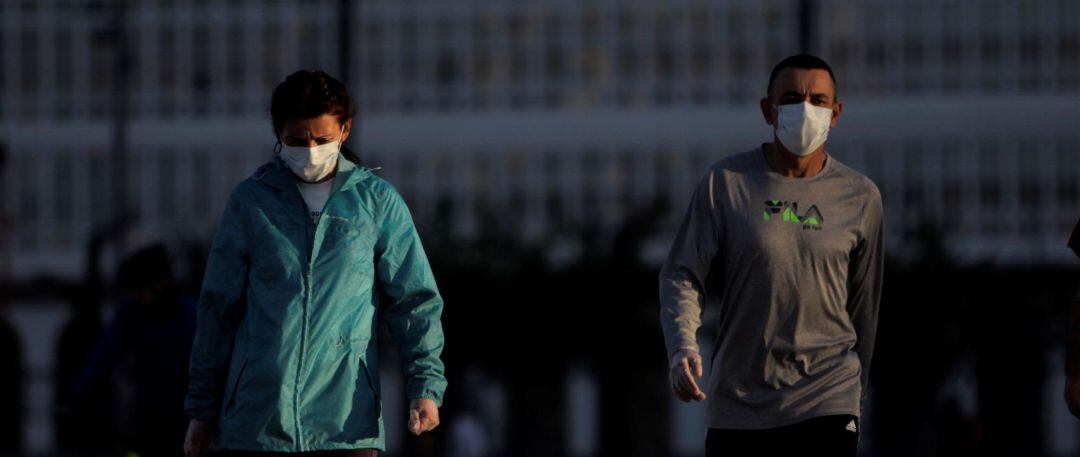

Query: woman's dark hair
left=270, top=70, right=362, bottom=164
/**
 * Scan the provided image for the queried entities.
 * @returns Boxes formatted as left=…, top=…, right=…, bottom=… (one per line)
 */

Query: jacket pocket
left=223, top=356, right=249, bottom=418
left=358, top=358, right=380, bottom=421
left=340, top=354, right=380, bottom=439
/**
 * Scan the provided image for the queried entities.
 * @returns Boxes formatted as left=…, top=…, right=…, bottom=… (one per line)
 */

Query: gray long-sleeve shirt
left=659, top=144, right=884, bottom=429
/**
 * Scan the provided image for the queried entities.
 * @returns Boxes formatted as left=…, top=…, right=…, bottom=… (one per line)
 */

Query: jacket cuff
left=407, top=389, right=445, bottom=408
left=185, top=408, right=220, bottom=424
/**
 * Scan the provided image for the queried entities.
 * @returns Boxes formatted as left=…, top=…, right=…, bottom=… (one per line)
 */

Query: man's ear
left=830, top=100, right=843, bottom=129
left=760, top=97, right=776, bottom=127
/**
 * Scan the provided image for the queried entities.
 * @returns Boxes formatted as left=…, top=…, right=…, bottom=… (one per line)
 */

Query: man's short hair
left=767, top=54, right=838, bottom=99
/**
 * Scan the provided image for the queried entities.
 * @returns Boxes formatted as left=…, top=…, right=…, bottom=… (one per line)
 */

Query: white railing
left=3, top=96, right=1079, bottom=278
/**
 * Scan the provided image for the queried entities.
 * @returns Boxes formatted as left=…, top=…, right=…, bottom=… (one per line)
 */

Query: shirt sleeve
left=374, top=182, right=448, bottom=407
left=846, top=182, right=885, bottom=405
left=659, top=169, right=722, bottom=363
left=185, top=185, right=251, bottom=423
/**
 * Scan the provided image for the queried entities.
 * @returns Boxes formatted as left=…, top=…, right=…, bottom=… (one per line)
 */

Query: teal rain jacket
left=184, top=153, right=447, bottom=452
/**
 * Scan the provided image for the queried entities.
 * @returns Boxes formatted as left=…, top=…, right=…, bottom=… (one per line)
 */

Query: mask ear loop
left=337, top=125, right=345, bottom=153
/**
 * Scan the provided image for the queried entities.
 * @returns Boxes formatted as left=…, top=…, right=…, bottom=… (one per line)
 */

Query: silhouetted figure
left=973, top=267, right=1045, bottom=457
left=871, top=222, right=960, bottom=457
left=0, top=142, right=24, bottom=455
left=54, top=217, right=132, bottom=452
left=1066, top=217, right=1080, bottom=418
left=592, top=198, right=670, bottom=457
left=0, top=300, right=23, bottom=455
left=74, top=243, right=196, bottom=457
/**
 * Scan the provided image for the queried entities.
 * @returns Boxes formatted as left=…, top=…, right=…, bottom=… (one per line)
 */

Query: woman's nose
left=304, top=139, right=320, bottom=148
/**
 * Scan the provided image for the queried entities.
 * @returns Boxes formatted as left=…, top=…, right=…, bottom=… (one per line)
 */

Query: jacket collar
left=252, top=153, right=374, bottom=193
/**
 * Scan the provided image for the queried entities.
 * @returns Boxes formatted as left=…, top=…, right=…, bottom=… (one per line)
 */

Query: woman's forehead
left=281, top=114, right=342, bottom=136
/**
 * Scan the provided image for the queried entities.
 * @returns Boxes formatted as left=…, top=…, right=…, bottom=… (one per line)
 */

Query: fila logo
left=763, top=199, right=824, bottom=231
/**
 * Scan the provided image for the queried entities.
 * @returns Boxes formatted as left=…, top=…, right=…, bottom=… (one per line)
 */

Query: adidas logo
left=845, top=420, right=858, bottom=433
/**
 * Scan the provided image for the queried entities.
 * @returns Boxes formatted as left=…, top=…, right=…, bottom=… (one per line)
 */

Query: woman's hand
left=184, top=419, right=213, bottom=457
left=408, top=398, right=440, bottom=435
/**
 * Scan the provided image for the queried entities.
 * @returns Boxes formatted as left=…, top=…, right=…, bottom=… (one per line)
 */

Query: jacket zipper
left=294, top=187, right=313, bottom=451
left=293, top=179, right=339, bottom=451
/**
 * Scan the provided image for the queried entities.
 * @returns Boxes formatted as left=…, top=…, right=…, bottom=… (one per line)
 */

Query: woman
left=183, top=70, right=446, bottom=457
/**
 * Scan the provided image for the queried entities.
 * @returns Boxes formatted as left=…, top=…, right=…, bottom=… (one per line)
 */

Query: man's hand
left=1066, top=376, right=1080, bottom=418
left=408, top=398, right=440, bottom=435
left=670, top=349, right=707, bottom=402
left=183, top=419, right=212, bottom=457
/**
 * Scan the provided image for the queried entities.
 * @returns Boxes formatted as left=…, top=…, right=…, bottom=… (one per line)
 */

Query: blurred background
left=1, top=0, right=1079, bottom=456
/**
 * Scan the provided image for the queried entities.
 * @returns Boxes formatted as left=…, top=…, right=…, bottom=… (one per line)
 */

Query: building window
left=298, top=22, right=318, bottom=69
left=401, top=19, right=419, bottom=83
left=904, top=37, right=923, bottom=67
left=618, top=45, right=637, bottom=80
left=19, top=155, right=38, bottom=250
left=192, top=149, right=210, bottom=219
left=436, top=52, right=457, bottom=111
left=158, top=25, right=177, bottom=116
left=508, top=14, right=527, bottom=83
left=0, top=29, right=4, bottom=108
left=54, top=151, right=73, bottom=224
left=654, top=11, right=675, bottom=81
left=544, top=15, right=564, bottom=85
left=262, top=23, right=281, bottom=91
left=942, top=34, right=962, bottom=63
left=158, top=152, right=176, bottom=220
left=55, top=27, right=73, bottom=118
left=192, top=24, right=212, bottom=115
left=978, top=142, right=1000, bottom=234
left=20, top=29, right=38, bottom=118
left=942, top=141, right=964, bottom=227
left=1020, top=34, right=1041, bottom=66
left=617, top=10, right=636, bottom=80
left=89, top=30, right=110, bottom=118
left=902, top=144, right=923, bottom=218
left=1057, top=141, right=1078, bottom=209
left=364, top=22, right=384, bottom=85
left=227, top=23, right=244, bottom=91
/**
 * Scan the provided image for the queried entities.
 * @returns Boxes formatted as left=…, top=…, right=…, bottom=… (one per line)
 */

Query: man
left=659, top=54, right=884, bottom=456
left=1066, top=217, right=1080, bottom=418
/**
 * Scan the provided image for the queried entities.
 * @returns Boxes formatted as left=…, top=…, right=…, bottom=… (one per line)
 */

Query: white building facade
left=3, top=0, right=1078, bottom=279
left=3, top=0, right=1080, bottom=455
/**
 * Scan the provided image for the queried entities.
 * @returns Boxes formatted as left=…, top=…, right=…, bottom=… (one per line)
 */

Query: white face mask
left=279, top=126, right=344, bottom=182
left=773, top=101, right=833, bottom=157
